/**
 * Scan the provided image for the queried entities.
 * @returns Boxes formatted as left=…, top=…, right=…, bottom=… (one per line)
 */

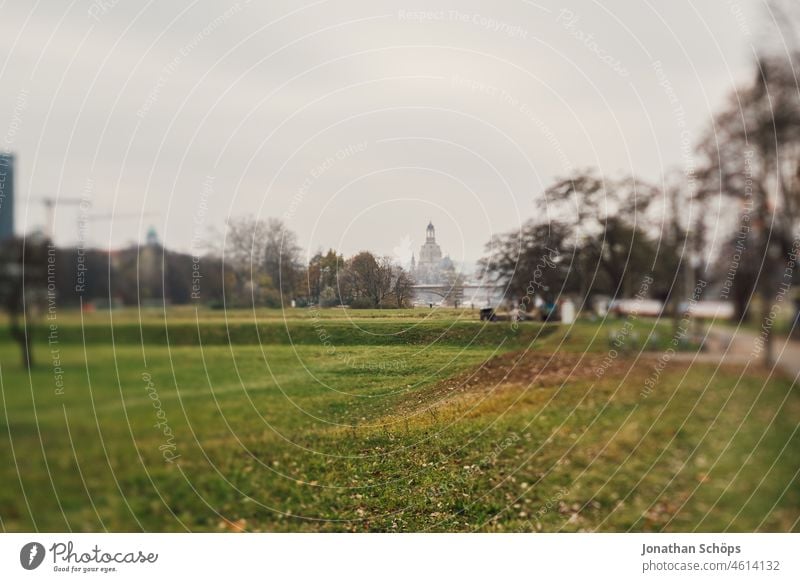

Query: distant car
left=480, top=307, right=497, bottom=321
left=608, top=298, right=664, bottom=317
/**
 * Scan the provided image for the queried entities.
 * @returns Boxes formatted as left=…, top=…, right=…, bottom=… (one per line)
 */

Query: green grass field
left=1, top=308, right=798, bottom=532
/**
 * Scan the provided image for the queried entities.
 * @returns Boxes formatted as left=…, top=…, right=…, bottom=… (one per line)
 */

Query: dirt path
left=675, top=326, right=800, bottom=380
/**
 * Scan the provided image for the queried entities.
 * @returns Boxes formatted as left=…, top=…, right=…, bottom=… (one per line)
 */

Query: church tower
left=416, top=221, right=443, bottom=283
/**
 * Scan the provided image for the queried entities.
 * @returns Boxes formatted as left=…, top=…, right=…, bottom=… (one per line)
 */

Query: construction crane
left=28, top=197, right=157, bottom=245
left=89, top=212, right=155, bottom=221
left=28, top=196, right=86, bottom=239
left=87, top=212, right=157, bottom=245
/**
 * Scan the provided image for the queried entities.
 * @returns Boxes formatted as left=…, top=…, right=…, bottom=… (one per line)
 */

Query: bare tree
left=345, top=252, right=395, bottom=308
left=264, top=218, right=301, bottom=298
left=219, top=216, right=302, bottom=306
left=537, top=170, right=663, bottom=297
left=695, top=51, right=800, bottom=360
left=391, top=266, right=415, bottom=308
left=541, top=170, right=661, bottom=236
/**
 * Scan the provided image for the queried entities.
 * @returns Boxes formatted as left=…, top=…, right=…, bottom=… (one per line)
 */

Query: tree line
left=481, top=20, right=800, bottom=362
left=2, top=216, right=416, bottom=313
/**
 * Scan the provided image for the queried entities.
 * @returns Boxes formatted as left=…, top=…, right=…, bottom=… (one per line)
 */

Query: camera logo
left=20, top=542, right=46, bottom=570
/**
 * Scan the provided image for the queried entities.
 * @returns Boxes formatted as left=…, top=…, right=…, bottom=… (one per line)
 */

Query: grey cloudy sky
left=0, top=0, right=767, bottom=266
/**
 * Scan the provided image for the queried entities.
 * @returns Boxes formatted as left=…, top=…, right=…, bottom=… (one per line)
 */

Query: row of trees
left=482, top=8, right=800, bottom=361
left=2, top=216, right=417, bottom=314
left=1, top=216, right=420, bottom=366
left=220, top=217, right=415, bottom=309
left=696, top=53, right=800, bottom=331
left=481, top=173, right=679, bottom=305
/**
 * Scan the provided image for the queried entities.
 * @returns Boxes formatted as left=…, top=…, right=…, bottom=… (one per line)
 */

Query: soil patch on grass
left=394, top=349, right=634, bottom=417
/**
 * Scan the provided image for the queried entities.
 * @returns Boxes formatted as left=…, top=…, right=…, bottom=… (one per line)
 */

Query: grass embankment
left=0, top=309, right=797, bottom=531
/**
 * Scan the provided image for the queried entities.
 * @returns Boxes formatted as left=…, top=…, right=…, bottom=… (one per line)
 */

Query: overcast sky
left=0, top=0, right=768, bottom=266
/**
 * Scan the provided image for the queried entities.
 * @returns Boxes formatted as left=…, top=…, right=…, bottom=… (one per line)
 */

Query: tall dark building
left=0, top=153, right=14, bottom=240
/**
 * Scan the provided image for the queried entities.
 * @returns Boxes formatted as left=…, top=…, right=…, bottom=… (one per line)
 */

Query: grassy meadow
left=0, top=307, right=798, bottom=532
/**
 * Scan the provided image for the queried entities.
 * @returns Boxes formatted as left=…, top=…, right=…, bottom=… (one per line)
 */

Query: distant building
left=140, top=226, right=163, bottom=304
left=146, top=225, right=160, bottom=246
left=0, top=153, right=15, bottom=240
left=411, top=221, right=454, bottom=284
left=409, top=222, right=463, bottom=306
